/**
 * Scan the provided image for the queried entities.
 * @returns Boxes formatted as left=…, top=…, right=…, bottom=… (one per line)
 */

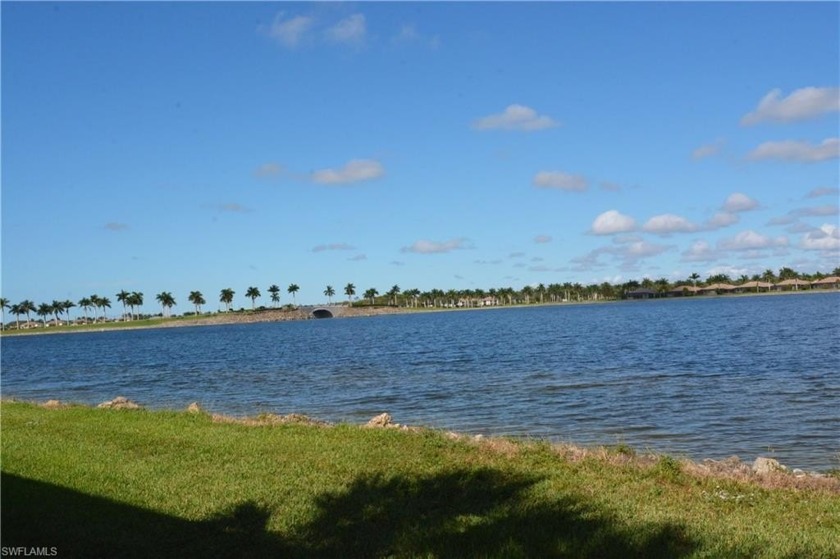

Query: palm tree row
left=3, top=266, right=839, bottom=328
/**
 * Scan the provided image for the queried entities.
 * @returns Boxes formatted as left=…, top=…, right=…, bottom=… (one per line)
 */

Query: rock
left=97, top=396, right=142, bottom=410
left=752, top=456, right=787, bottom=475
left=187, top=402, right=203, bottom=414
left=42, top=399, right=63, bottom=409
left=366, top=413, right=393, bottom=428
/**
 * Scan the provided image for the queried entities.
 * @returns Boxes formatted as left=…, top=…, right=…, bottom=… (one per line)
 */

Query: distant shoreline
left=1, top=288, right=836, bottom=338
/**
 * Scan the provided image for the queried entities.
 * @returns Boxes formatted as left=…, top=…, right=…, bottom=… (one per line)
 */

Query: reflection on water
left=3, top=292, right=839, bottom=470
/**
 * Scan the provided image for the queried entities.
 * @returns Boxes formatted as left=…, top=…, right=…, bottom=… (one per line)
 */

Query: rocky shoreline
left=25, top=396, right=840, bottom=493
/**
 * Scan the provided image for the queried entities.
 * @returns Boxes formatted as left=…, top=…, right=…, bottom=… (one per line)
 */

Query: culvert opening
left=311, top=309, right=334, bottom=319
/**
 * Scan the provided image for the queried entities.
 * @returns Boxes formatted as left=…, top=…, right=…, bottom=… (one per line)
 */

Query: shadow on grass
left=2, top=469, right=697, bottom=558
left=1, top=472, right=283, bottom=559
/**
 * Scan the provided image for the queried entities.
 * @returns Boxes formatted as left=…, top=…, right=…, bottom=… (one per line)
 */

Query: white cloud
left=722, top=192, right=759, bottom=213
left=326, top=14, right=366, bottom=45
left=800, top=224, right=840, bottom=251
left=393, top=24, right=419, bottom=43
left=642, top=214, right=698, bottom=235
left=692, top=139, right=725, bottom=160
left=572, top=239, right=671, bottom=271
left=312, top=159, right=384, bottom=185
left=312, top=243, right=355, bottom=252
left=786, top=221, right=819, bottom=234
left=795, top=204, right=840, bottom=217
left=718, top=230, right=788, bottom=251
left=741, top=87, right=840, bottom=125
left=767, top=205, right=839, bottom=230
left=705, top=264, right=752, bottom=279
left=697, top=194, right=757, bottom=231
left=590, top=210, right=637, bottom=235
left=218, top=203, right=251, bottom=213
left=254, top=162, right=283, bottom=178
left=747, top=138, right=839, bottom=163
left=600, top=181, right=622, bottom=192
left=534, top=235, right=552, bottom=244
left=264, top=13, right=314, bottom=48
left=533, top=171, right=588, bottom=191
left=806, top=187, right=840, bottom=199
left=472, top=104, right=559, bottom=131
left=704, top=211, right=740, bottom=230
left=681, top=240, right=718, bottom=262
left=623, top=241, right=670, bottom=260
left=612, top=234, right=643, bottom=245
left=401, top=238, right=470, bottom=254
left=392, top=24, right=440, bottom=49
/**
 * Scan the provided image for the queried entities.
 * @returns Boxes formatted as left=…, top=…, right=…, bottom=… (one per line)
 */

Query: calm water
left=3, top=292, right=839, bottom=471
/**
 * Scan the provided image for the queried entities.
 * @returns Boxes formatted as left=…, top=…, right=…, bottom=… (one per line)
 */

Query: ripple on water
left=2, top=293, right=839, bottom=470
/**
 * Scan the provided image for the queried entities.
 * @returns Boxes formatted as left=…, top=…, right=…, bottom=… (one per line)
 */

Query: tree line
left=2, top=266, right=838, bottom=329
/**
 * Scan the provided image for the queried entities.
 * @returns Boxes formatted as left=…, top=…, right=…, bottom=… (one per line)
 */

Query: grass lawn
left=1, top=401, right=838, bottom=558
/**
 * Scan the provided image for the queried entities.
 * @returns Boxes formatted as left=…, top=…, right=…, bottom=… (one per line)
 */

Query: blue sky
left=2, top=2, right=839, bottom=310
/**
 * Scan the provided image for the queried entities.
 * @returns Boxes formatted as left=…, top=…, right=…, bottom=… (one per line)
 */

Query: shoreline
left=4, top=397, right=838, bottom=488
left=2, top=288, right=835, bottom=337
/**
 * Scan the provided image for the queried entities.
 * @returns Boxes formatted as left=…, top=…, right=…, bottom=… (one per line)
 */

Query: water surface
left=3, top=292, right=839, bottom=471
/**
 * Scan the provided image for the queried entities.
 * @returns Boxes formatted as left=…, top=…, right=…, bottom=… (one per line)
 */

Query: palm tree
left=268, top=284, right=281, bottom=308
left=388, top=285, right=401, bottom=306
left=97, top=297, right=111, bottom=321
left=156, top=292, right=176, bottom=317
left=78, top=297, right=93, bottom=322
left=9, top=303, right=22, bottom=329
left=522, top=285, right=534, bottom=304
left=188, top=291, right=206, bottom=315
left=324, top=285, right=335, bottom=304
left=116, top=290, right=131, bottom=321
left=405, top=288, right=421, bottom=307
left=287, top=284, right=299, bottom=306
left=364, top=288, right=378, bottom=305
left=706, top=273, right=732, bottom=284
left=89, top=295, right=102, bottom=322
left=37, top=303, right=53, bottom=326
left=778, top=267, right=798, bottom=280
left=19, top=300, right=36, bottom=325
left=51, top=300, right=64, bottom=324
left=245, top=287, right=261, bottom=310
left=220, top=288, right=235, bottom=312
left=344, top=283, right=356, bottom=304
left=128, top=292, right=144, bottom=320
left=0, top=297, right=8, bottom=329
left=61, top=300, right=76, bottom=324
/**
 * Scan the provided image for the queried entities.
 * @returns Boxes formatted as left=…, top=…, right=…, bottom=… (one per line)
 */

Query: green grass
left=2, top=402, right=838, bottom=558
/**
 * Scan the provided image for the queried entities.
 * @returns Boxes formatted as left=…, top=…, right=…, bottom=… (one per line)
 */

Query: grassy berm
left=1, top=401, right=838, bottom=558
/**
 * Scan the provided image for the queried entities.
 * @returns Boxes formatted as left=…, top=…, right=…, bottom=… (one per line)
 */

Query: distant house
left=811, top=276, right=840, bottom=289
left=699, top=283, right=737, bottom=294
left=736, top=281, right=773, bottom=293
left=774, top=278, right=810, bottom=291
left=626, top=288, right=656, bottom=299
left=668, top=285, right=701, bottom=297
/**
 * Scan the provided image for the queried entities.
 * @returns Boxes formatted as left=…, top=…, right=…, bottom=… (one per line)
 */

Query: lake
left=2, top=292, right=839, bottom=471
